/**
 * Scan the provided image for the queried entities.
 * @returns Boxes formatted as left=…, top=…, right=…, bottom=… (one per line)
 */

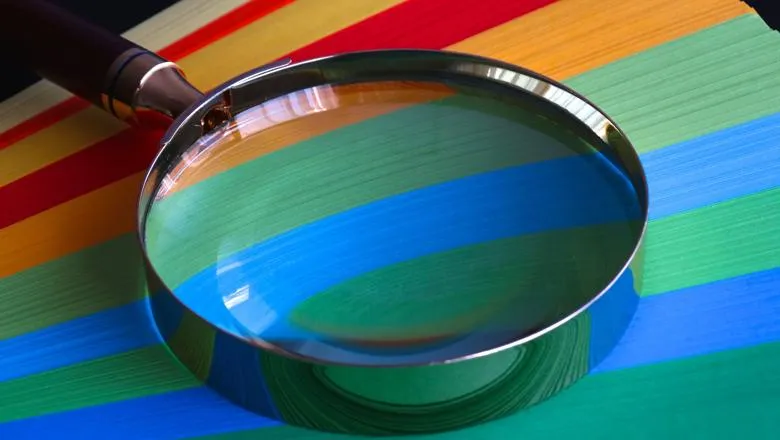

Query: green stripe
left=0, top=234, right=144, bottom=340
left=200, top=339, right=780, bottom=439
left=640, top=186, right=780, bottom=296
left=291, top=223, right=633, bottom=341
left=0, top=345, right=198, bottom=423
left=566, top=14, right=780, bottom=154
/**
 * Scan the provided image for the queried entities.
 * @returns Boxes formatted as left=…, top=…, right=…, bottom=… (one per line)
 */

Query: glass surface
left=144, top=80, right=642, bottom=365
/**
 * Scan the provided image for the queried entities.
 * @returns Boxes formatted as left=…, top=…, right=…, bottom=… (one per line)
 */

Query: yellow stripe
left=449, top=0, right=752, bottom=80
left=0, top=0, right=407, bottom=187
left=176, top=0, right=407, bottom=91
left=0, top=0, right=747, bottom=278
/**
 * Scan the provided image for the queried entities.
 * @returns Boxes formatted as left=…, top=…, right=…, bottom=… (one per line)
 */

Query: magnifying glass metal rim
left=134, top=48, right=650, bottom=368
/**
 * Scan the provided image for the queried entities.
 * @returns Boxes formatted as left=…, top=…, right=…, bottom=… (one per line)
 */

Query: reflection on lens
left=144, top=80, right=642, bottom=366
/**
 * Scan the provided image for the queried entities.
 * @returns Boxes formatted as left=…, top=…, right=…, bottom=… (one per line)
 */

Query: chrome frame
left=137, top=49, right=648, bottom=433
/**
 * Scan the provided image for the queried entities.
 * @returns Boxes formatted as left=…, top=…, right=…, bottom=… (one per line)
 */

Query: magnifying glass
left=3, top=0, right=648, bottom=434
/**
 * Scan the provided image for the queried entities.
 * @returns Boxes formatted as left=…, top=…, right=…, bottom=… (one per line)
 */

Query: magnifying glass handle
left=0, top=0, right=203, bottom=127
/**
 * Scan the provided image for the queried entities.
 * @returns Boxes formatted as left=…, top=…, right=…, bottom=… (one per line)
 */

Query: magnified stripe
left=0, top=0, right=406, bottom=187
left=280, top=223, right=633, bottom=348
left=162, top=82, right=456, bottom=192
left=145, top=93, right=609, bottom=290
left=0, top=0, right=747, bottom=275
left=159, top=80, right=599, bottom=196
left=164, top=158, right=637, bottom=337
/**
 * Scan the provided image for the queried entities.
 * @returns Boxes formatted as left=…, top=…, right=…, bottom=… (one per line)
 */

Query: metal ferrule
left=102, top=48, right=203, bottom=128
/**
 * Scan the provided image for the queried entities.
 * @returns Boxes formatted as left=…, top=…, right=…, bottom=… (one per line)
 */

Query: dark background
left=1, top=0, right=179, bottom=102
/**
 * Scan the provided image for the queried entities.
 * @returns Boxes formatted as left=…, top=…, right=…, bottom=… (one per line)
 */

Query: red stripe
left=0, top=0, right=555, bottom=229
left=0, top=0, right=293, bottom=150
left=2, top=129, right=165, bottom=229
left=0, top=99, right=91, bottom=150
left=288, top=0, right=552, bottom=60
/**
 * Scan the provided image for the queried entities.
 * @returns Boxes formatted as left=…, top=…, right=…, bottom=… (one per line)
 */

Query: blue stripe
left=4, top=267, right=779, bottom=435
left=0, top=302, right=160, bottom=381
left=0, top=387, right=279, bottom=439
left=594, top=266, right=780, bottom=372
left=177, top=155, right=639, bottom=337
left=1, top=110, right=778, bottom=383
left=643, top=111, right=780, bottom=220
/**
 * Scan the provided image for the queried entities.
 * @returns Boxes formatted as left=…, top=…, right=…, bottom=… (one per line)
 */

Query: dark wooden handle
left=0, top=0, right=143, bottom=106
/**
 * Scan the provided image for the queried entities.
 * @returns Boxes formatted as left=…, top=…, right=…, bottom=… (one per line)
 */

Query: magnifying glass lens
left=143, top=80, right=642, bottom=366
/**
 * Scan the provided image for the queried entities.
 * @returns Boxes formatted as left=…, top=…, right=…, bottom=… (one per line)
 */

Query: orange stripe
left=448, top=0, right=752, bottom=79
left=0, top=174, right=141, bottom=278
left=165, top=82, right=455, bottom=193
left=0, top=0, right=748, bottom=278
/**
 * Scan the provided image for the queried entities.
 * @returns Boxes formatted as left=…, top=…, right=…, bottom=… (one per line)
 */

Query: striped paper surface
left=1, top=0, right=780, bottom=438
